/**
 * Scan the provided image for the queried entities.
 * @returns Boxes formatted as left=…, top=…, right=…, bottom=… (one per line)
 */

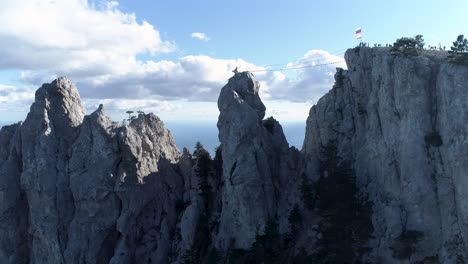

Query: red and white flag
left=355, top=28, right=362, bottom=39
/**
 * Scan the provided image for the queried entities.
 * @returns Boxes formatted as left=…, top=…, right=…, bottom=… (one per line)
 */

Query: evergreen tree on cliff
left=449, top=34, right=468, bottom=65
left=391, top=35, right=424, bottom=55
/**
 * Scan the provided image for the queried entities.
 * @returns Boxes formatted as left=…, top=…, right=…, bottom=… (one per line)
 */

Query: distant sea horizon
left=0, top=120, right=306, bottom=155
left=165, top=121, right=306, bottom=155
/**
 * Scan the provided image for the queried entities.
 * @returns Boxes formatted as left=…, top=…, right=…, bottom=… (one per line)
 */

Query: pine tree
left=125, top=110, right=134, bottom=121
left=391, top=36, right=420, bottom=56
left=449, top=34, right=468, bottom=54
left=415, top=35, right=424, bottom=49
left=312, top=142, right=374, bottom=263
left=292, top=247, right=313, bottom=264
left=183, top=214, right=211, bottom=264
left=288, top=204, right=302, bottom=236
left=183, top=143, right=215, bottom=263
left=182, top=245, right=198, bottom=264
left=448, top=35, right=468, bottom=65
left=263, top=116, right=276, bottom=133
left=205, top=247, right=221, bottom=264
left=300, top=175, right=315, bottom=210
left=247, top=218, right=281, bottom=264
left=194, top=147, right=212, bottom=209
left=194, top=141, right=204, bottom=157
left=213, top=145, right=223, bottom=179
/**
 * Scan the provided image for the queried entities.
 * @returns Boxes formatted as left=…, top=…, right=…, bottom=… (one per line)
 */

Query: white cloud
left=0, top=84, right=35, bottom=120
left=83, top=98, right=178, bottom=113
left=32, top=55, right=267, bottom=102
left=15, top=49, right=345, bottom=107
left=191, top=32, right=210, bottom=41
left=0, top=85, right=34, bottom=104
left=263, top=50, right=347, bottom=102
left=264, top=100, right=312, bottom=122
left=0, top=0, right=174, bottom=74
left=0, top=0, right=347, bottom=123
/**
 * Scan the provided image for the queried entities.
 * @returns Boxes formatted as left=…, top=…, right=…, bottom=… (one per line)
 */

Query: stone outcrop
left=0, top=73, right=306, bottom=263
left=303, top=47, right=468, bottom=263
left=0, top=123, right=28, bottom=263
left=19, top=77, right=85, bottom=264
left=215, top=72, right=301, bottom=250
left=0, top=78, right=188, bottom=264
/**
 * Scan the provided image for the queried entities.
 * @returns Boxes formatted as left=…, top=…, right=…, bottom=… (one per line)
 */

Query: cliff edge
left=303, top=47, right=468, bottom=263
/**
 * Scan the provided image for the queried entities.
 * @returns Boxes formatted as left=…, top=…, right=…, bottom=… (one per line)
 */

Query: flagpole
left=355, top=27, right=362, bottom=46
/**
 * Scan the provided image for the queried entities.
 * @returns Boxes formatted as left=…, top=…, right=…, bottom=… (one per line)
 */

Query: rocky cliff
left=0, top=73, right=306, bottom=264
left=215, top=72, right=301, bottom=250
left=0, top=78, right=186, bottom=264
left=1, top=47, right=468, bottom=263
left=303, top=47, right=468, bottom=263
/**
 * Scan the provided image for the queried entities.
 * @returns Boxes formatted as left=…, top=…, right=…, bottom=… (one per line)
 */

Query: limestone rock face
left=0, top=123, right=28, bottom=264
left=0, top=78, right=188, bottom=264
left=110, top=113, right=183, bottom=264
left=65, top=105, right=121, bottom=264
left=303, top=47, right=468, bottom=263
left=19, top=77, right=85, bottom=264
left=216, top=72, right=301, bottom=250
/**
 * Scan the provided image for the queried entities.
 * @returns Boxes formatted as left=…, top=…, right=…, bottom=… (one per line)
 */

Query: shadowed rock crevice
left=96, top=226, right=121, bottom=264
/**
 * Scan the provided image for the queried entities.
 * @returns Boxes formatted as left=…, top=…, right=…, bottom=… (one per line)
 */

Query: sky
left=0, top=0, right=467, bottom=123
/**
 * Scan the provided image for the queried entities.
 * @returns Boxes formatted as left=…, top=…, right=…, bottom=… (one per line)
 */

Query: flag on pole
left=355, top=27, right=362, bottom=39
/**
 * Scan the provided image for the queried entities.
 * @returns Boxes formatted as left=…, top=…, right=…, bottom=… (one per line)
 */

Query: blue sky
left=0, top=0, right=467, bottom=123
left=118, top=0, right=467, bottom=62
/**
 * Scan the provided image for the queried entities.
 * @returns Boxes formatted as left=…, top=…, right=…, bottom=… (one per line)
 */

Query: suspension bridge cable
left=242, top=49, right=347, bottom=72
left=251, top=49, right=347, bottom=69
left=250, top=49, right=346, bottom=69
left=248, top=60, right=345, bottom=72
